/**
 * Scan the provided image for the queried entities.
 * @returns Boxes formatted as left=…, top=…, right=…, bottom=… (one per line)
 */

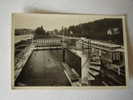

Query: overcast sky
left=13, top=13, right=122, bottom=31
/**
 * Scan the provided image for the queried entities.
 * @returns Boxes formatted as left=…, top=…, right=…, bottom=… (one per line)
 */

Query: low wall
left=64, top=49, right=81, bottom=76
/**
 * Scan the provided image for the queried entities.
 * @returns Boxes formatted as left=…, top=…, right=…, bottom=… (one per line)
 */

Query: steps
left=62, top=63, right=81, bottom=86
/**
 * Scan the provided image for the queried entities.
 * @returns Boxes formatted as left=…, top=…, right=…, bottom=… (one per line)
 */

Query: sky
left=13, top=13, right=123, bottom=31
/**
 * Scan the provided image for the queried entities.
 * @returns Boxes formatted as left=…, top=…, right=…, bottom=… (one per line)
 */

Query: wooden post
left=88, top=39, right=91, bottom=59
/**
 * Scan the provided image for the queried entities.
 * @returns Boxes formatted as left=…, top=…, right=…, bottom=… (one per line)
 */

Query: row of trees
left=33, top=26, right=52, bottom=39
left=33, top=18, right=123, bottom=45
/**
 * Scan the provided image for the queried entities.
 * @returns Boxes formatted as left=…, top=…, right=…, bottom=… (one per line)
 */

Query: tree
left=34, top=26, right=46, bottom=39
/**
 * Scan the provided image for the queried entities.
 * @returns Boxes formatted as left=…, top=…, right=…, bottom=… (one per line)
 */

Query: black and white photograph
left=12, top=13, right=128, bottom=88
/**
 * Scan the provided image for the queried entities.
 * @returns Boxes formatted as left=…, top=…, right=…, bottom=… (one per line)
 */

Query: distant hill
left=15, top=28, right=34, bottom=35
left=59, top=18, right=123, bottom=45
